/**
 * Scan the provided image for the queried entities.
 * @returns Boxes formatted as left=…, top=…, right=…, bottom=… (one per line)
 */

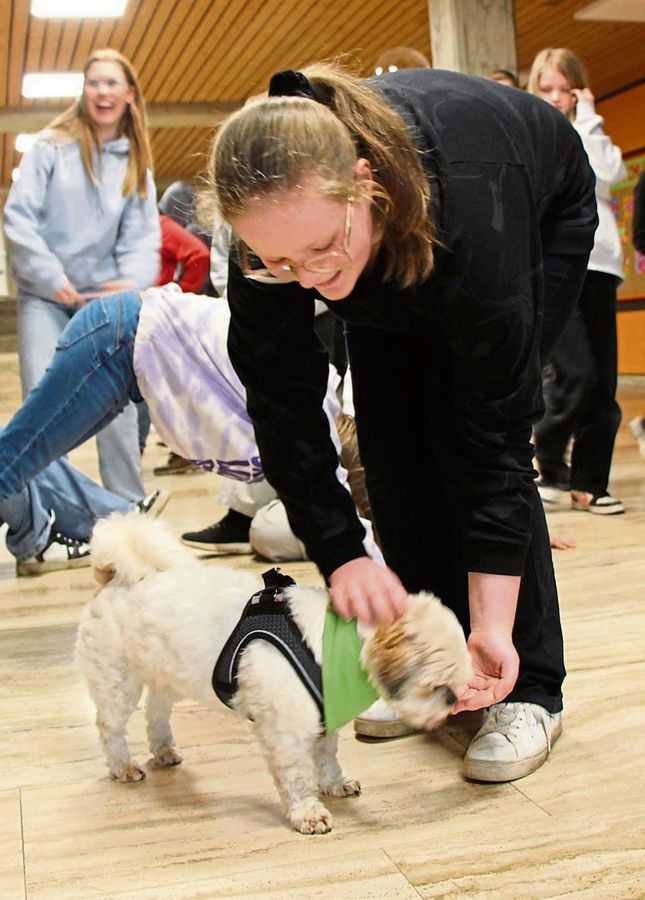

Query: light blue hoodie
left=4, top=134, right=160, bottom=301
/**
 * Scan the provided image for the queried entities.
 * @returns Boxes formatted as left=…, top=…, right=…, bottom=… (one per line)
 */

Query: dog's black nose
left=443, top=687, right=457, bottom=706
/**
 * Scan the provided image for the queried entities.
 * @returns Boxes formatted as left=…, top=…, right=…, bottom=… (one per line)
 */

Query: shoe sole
left=180, top=538, right=252, bottom=555
left=463, top=717, right=563, bottom=782
left=16, top=555, right=92, bottom=576
left=353, top=717, right=421, bottom=739
left=571, top=500, right=624, bottom=515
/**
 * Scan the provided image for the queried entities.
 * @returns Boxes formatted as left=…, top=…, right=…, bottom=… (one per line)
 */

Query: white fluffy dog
left=76, top=512, right=471, bottom=834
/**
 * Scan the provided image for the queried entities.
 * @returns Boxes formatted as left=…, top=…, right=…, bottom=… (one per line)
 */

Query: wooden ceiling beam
left=0, top=100, right=241, bottom=133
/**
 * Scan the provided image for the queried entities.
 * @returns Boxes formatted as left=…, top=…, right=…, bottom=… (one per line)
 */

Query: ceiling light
left=16, top=134, right=39, bottom=153
left=31, top=0, right=127, bottom=16
left=22, top=72, right=83, bottom=98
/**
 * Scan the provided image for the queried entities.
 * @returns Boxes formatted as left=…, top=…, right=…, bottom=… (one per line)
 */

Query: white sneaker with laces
left=464, top=702, right=562, bottom=782
left=17, top=512, right=91, bottom=576
left=353, top=697, right=420, bottom=739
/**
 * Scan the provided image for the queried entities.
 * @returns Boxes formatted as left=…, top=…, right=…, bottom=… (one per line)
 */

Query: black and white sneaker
left=571, top=491, right=624, bottom=515
left=181, top=510, right=252, bottom=555
left=135, top=489, right=170, bottom=518
left=536, top=479, right=570, bottom=506
left=17, top=513, right=91, bottom=576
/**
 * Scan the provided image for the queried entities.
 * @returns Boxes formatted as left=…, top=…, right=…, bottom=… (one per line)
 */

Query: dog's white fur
left=76, top=512, right=471, bottom=834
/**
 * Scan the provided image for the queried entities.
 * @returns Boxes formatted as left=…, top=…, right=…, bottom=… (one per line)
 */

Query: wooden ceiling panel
left=1, top=0, right=643, bottom=189
left=514, top=0, right=645, bottom=95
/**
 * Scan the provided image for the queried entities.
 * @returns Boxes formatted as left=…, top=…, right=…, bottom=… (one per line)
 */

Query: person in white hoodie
left=528, top=48, right=626, bottom=515
left=3, top=48, right=160, bottom=505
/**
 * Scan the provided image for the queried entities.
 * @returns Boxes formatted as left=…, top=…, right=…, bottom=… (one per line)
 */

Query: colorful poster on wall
left=613, top=151, right=645, bottom=301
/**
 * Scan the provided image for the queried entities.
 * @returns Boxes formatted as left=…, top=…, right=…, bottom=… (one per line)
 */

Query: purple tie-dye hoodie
left=133, top=284, right=342, bottom=485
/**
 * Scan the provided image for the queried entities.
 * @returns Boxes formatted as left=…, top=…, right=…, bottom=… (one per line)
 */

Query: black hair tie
left=268, top=69, right=321, bottom=102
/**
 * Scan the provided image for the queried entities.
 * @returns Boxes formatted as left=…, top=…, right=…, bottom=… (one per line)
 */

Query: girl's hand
left=452, top=629, right=520, bottom=713
left=572, top=87, right=595, bottom=104
left=54, top=282, right=85, bottom=306
left=550, top=532, right=576, bottom=550
left=82, top=279, right=135, bottom=300
left=329, top=558, right=408, bottom=626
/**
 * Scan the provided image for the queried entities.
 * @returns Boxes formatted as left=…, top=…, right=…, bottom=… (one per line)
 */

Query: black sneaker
left=17, top=513, right=91, bottom=576
left=135, top=489, right=171, bottom=518
left=181, top=510, right=252, bottom=555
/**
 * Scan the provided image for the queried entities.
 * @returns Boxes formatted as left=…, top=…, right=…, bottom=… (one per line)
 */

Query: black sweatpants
left=345, top=253, right=589, bottom=713
left=534, top=270, right=622, bottom=494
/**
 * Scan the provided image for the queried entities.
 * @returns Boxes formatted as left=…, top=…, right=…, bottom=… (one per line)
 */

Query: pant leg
left=218, top=478, right=278, bottom=519
left=533, top=253, right=596, bottom=484
left=346, top=324, right=565, bottom=711
left=0, top=458, right=132, bottom=559
left=250, top=499, right=308, bottom=561
left=533, top=305, right=593, bottom=485
left=18, top=292, right=144, bottom=502
left=569, top=271, right=622, bottom=494
left=96, top=403, right=145, bottom=502
left=0, top=481, right=51, bottom=561
left=17, top=293, right=73, bottom=395
left=35, top=456, right=132, bottom=540
left=0, top=292, right=143, bottom=500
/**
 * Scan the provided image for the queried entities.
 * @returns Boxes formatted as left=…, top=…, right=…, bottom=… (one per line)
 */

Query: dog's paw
left=290, top=799, right=333, bottom=835
left=113, top=763, right=146, bottom=783
left=321, top=777, right=362, bottom=798
left=153, top=747, right=183, bottom=767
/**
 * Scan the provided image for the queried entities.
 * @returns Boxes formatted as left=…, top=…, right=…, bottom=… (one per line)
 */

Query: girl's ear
left=355, top=157, right=373, bottom=181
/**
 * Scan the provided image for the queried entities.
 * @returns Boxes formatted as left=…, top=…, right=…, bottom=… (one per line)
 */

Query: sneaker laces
left=39, top=530, right=90, bottom=562
left=479, top=703, right=555, bottom=751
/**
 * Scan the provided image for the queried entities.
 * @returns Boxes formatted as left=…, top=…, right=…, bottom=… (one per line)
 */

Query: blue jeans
left=18, top=292, right=145, bottom=501
left=0, top=292, right=144, bottom=505
left=0, top=424, right=130, bottom=561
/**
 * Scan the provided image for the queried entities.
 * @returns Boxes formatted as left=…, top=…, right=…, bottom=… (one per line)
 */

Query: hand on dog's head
left=361, top=592, right=472, bottom=731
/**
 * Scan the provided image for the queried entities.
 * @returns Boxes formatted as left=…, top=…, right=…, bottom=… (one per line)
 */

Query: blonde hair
left=527, top=48, right=589, bottom=119
left=208, top=64, right=435, bottom=289
left=45, top=48, right=153, bottom=198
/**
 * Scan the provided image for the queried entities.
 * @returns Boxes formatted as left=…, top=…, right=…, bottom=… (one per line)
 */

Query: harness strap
left=212, top=568, right=324, bottom=722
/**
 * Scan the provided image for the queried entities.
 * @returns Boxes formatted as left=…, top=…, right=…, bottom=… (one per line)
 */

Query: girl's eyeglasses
left=243, top=196, right=353, bottom=283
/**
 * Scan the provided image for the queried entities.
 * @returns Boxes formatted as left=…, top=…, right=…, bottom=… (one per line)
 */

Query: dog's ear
left=366, top=622, right=413, bottom=699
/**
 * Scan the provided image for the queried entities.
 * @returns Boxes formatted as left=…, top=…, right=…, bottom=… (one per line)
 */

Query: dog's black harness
left=212, top=568, right=324, bottom=721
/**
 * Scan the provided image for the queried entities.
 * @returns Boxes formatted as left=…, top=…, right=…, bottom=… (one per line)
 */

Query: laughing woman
left=4, top=48, right=160, bottom=504
left=206, top=65, right=598, bottom=781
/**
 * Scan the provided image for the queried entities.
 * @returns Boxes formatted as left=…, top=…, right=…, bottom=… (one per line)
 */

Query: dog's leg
left=145, top=688, right=183, bottom=767
left=92, top=672, right=146, bottom=783
left=313, top=733, right=361, bottom=798
left=253, top=721, right=334, bottom=835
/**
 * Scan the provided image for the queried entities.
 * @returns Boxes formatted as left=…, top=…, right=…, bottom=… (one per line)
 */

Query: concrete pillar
left=428, top=0, right=517, bottom=79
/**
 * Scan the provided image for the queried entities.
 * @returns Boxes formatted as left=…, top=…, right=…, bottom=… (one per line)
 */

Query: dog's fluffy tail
left=91, top=511, right=196, bottom=586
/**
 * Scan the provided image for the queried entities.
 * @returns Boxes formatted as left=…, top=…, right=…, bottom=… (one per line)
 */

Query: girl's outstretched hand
left=452, top=629, right=519, bottom=713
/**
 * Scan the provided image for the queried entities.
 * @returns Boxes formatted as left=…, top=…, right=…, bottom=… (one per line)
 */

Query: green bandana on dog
left=322, top=610, right=379, bottom=733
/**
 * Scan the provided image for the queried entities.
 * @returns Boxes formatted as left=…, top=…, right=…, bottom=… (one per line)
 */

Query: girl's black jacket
left=226, top=68, right=598, bottom=581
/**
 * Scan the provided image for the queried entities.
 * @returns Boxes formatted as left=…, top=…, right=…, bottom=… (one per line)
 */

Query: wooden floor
left=1, top=347, right=644, bottom=900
